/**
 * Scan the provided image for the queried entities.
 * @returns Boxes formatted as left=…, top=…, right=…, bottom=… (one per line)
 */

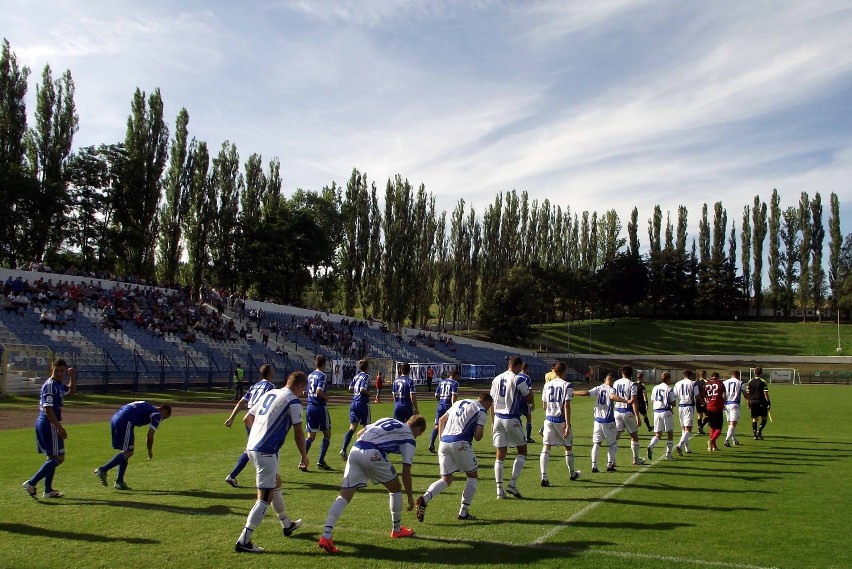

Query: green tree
left=156, top=108, right=190, bottom=283
left=751, top=195, right=768, bottom=310
left=741, top=205, right=751, bottom=305
left=780, top=206, right=800, bottom=314
left=798, top=193, right=811, bottom=320
left=628, top=206, right=640, bottom=258
left=767, top=189, right=782, bottom=313
left=65, top=145, right=113, bottom=270
left=810, top=193, right=825, bottom=317
left=676, top=206, right=688, bottom=259
left=210, top=141, right=242, bottom=290
left=698, top=203, right=710, bottom=263
left=829, top=193, right=842, bottom=311
left=183, top=141, right=213, bottom=289
left=480, top=266, right=541, bottom=345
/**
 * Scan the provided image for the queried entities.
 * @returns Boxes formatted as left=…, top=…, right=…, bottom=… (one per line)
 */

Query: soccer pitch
left=1, top=385, right=850, bottom=569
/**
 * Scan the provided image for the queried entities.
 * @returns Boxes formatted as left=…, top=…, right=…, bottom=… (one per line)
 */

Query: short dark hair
left=287, top=371, right=308, bottom=387
left=159, top=404, right=172, bottom=417
left=732, top=370, right=740, bottom=378
left=509, top=356, right=523, bottom=369
left=622, top=365, right=633, bottom=378
left=755, top=367, right=763, bottom=376
left=554, top=361, right=567, bottom=374
left=683, top=369, right=693, bottom=378
left=407, top=415, right=427, bottom=431
left=358, top=359, right=369, bottom=372
left=259, top=364, right=273, bottom=379
left=54, top=358, right=67, bottom=368
left=315, top=355, right=326, bottom=369
left=400, top=362, right=411, bottom=375
left=450, top=367, right=460, bottom=378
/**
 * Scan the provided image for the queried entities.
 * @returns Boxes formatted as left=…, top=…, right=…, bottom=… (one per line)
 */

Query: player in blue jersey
left=22, top=359, right=76, bottom=499
left=235, top=371, right=310, bottom=554
left=318, top=415, right=428, bottom=554
left=223, top=364, right=277, bottom=487
left=303, top=355, right=332, bottom=471
left=340, top=359, right=371, bottom=460
left=392, top=363, right=419, bottom=423
left=490, top=356, right=532, bottom=498
left=517, top=362, right=536, bottom=443
left=416, top=393, right=492, bottom=522
left=94, top=401, right=171, bottom=490
left=428, top=368, right=460, bottom=452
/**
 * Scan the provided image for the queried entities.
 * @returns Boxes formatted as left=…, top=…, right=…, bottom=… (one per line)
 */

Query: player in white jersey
left=318, top=415, right=427, bottom=554
left=723, top=370, right=743, bottom=446
left=539, top=362, right=581, bottom=485
left=613, top=365, right=645, bottom=466
left=575, top=373, right=630, bottom=472
left=673, top=369, right=700, bottom=456
left=489, top=356, right=532, bottom=499
left=415, top=393, right=493, bottom=522
left=647, top=372, right=677, bottom=460
left=224, top=365, right=276, bottom=487
left=235, top=372, right=309, bottom=554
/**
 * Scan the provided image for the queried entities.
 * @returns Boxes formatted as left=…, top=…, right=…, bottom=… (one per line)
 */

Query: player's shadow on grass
left=599, top=498, right=765, bottom=512
left=135, top=489, right=255, bottom=500
left=59, top=497, right=233, bottom=516
left=570, top=521, right=694, bottom=531
left=649, top=469, right=782, bottom=482
left=626, top=483, right=780, bottom=494
left=0, top=523, right=160, bottom=544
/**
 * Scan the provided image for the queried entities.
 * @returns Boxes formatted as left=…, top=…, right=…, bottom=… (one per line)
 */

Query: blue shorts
left=306, top=405, right=331, bottom=432
left=519, top=400, right=531, bottom=417
left=394, top=405, right=414, bottom=423
left=111, top=418, right=135, bottom=451
left=35, top=418, right=64, bottom=456
left=435, top=404, right=451, bottom=424
left=349, top=402, right=370, bottom=426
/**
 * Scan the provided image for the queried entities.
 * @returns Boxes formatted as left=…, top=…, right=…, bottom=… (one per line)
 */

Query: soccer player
left=22, top=359, right=76, bottom=499
left=636, top=372, right=653, bottom=432
left=745, top=367, right=771, bottom=440
left=392, top=363, right=419, bottom=423
left=613, top=365, right=645, bottom=466
left=490, top=356, right=532, bottom=498
left=318, top=415, right=427, bottom=554
left=340, top=359, right=371, bottom=460
left=304, top=355, right=333, bottom=470
left=702, top=372, right=726, bottom=451
left=647, top=371, right=676, bottom=460
left=539, top=362, right=581, bottom=485
left=224, top=364, right=277, bottom=487
left=416, top=393, right=493, bottom=521
left=722, top=370, right=744, bottom=446
left=517, top=362, right=536, bottom=443
left=234, top=371, right=309, bottom=554
left=374, top=371, right=384, bottom=403
left=233, top=363, right=245, bottom=401
left=94, top=401, right=172, bottom=490
left=673, top=369, right=700, bottom=455
left=429, top=368, right=460, bottom=453
left=575, top=373, right=629, bottom=472
left=696, top=370, right=708, bottom=435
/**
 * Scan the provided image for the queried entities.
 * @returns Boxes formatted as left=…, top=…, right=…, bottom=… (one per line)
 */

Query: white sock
left=460, top=478, right=477, bottom=515
left=494, top=460, right=504, bottom=494
left=726, top=425, right=733, bottom=442
left=631, top=442, right=639, bottom=460
left=271, top=488, right=290, bottom=528
left=540, top=450, right=550, bottom=479
left=678, top=432, right=687, bottom=447
left=238, top=500, right=268, bottom=544
left=607, top=443, right=617, bottom=465
left=649, top=435, right=660, bottom=450
left=683, top=432, right=691, bottom=448
left=424, top=479, right=449, bottom=503
left=510, top=455, right=526, bottom=486
left=389, top=492, right=403, bottom=532
left=323, top=495, right=348, bottom=539
left=591, top=442, right=600, bottom=467
left=666, top=441, right=673, bottom=456
left=730, top=425, right=736, bottom=440
left=566, top=451, right=575, bottom=474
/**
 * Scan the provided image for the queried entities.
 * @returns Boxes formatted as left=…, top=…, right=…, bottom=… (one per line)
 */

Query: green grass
left=1, top=387, right=850, bottom=568
left=534, top=318, right=852, bottom=356
left=0, top=389, right=230, bottom=410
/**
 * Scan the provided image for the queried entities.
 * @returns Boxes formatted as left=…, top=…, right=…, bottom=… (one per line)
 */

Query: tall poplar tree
left=810, top=193, right=825, bottom=316
left=156, top=108, right=190, bottom=283
left=798, top=192, right=812, bottom=319
left=829, top=192, right=842, bottom=311
left=767, top=189, right=782, bottom=313
left=780, top=206, right=800, bottom=314
left=628, top=206, right=640, bottom=258
left=751, top=195, right=768, bottom=310
left=741, top=205, right=751, bottom=304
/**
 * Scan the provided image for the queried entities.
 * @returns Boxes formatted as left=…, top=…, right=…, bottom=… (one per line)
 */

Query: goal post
left=749, top=367, right=800, bottom=385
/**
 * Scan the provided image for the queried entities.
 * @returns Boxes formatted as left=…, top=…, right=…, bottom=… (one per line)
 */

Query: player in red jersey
left=701, top=373, right=726, bottom=452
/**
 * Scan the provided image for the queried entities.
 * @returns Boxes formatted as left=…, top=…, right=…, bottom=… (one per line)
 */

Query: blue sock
left=30, top=458, right=58, bottom=487
left=430, top=428, right=438, bottom=448
left=318, top=437, right=330, bottom=463
left=43, top=459, right=60, bottom=492
left=230, top=452, right=250, bottom=479
left=116, top=455, right=129, bottom=483
left=526, top=421, right=533, bottom=440
left=305, top=437, right=314, bottom=455
left=342, top=429, right=355, bottom=452
left=102, top=452, right=125, bottom=473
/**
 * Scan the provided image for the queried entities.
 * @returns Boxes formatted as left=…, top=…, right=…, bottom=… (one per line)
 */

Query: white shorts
left=492, top=416, right=527, bottom=448
left=248, top=450, right=279, bottom=489
left=678, top=406, right=695, bottom=428
left=342, top=447, right=398, bottom=489
left=654, top=412, right=674, bottom=433
left=725, top=404, right=740, bottom=423
left=543, top=420, right=573, bottom=447
left=615, top=412, right=638, bottom=434
left=592, top=421, right=617, bottom=445
left=438, top=440, right=478, bottom=475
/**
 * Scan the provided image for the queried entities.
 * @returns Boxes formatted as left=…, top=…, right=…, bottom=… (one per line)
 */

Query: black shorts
left=696, top=404, right=707, bottom=414
left=637, top=405, right=648, bottom=416
left=750, top=403, right=768, bottom=419
left=707, top=411, right=724, bottom=430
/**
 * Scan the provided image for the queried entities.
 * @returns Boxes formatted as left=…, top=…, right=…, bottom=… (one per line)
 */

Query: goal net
left=749, top=367, right=800, bottom=385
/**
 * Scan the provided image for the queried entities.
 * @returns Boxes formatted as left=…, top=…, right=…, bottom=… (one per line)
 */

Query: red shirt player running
left=702, top=373, right=726, bottom=451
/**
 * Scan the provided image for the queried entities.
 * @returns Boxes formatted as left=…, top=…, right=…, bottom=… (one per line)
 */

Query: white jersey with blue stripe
left=246, top=388, right=303, bottom=454
left=490, top=370, right=530, bottom=418
left=674, top=378, right=699, bottom=407
left=651, top=383, right=676, bottom=413
left=613, top=377, right=636, bottom=412
left=723, top=377, right=743, bottom=404
left=353, top=418, right=417, bottom=464
left=243, top=379, right=275, bottom=408
left=588, top=384, right=616, bottom=423
left=440, top=399, right=487, bottom=443
left=542, top=378, right=573, bottom=422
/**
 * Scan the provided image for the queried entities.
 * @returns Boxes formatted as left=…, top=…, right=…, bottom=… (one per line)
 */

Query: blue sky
left=6, top=0, right=852, bottom=243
